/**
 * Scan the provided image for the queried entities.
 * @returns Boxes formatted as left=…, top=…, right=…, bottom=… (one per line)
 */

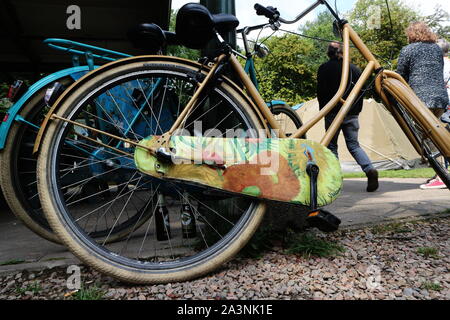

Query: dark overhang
left=0, top=0, right=172, bottom=73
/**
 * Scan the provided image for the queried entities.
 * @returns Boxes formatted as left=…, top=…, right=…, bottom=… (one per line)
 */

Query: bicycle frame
left=33, top=0, right=450, bottom=160
left=156, top=4, right=450, bottom=158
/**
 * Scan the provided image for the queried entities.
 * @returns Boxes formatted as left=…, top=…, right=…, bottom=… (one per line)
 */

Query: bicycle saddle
left=176, top=3, right=239, bottom=49
left=127, top=23, right=178, bottom=53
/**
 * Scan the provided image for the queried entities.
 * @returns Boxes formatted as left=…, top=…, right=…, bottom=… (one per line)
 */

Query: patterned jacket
left=397, top=42, right=448, bottom=109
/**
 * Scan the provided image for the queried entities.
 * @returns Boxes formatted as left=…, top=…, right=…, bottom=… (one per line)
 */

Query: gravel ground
left=0, top=216, right=448, bottom=300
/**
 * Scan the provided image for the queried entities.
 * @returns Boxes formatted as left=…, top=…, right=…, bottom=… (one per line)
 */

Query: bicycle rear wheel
left=37, top=58, right=267, bottom=283
left=0, top=79, right=73, bottom=244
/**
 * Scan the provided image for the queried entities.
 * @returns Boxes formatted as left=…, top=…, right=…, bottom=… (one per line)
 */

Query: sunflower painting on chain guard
left=135, top=136, right=343, bottom=207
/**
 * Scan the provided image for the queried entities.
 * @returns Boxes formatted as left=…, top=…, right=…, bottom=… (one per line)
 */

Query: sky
left=171, top=0, right=449, bottom=41
left=171, top=0, right=449, bottom=25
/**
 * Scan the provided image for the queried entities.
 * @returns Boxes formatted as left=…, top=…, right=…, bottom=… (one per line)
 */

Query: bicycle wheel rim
left=40, top=63, right=266, bottom=277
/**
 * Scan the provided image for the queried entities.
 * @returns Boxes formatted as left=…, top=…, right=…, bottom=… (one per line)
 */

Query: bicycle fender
left=33, top=55, right=272, bottom=154
left=0, top=66, right=91, bottom=150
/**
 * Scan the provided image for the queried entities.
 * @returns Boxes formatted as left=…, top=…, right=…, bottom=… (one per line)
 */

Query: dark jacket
left=317, top=58, right=364, bottom=119
left=397, top=42, right=448, bottom=109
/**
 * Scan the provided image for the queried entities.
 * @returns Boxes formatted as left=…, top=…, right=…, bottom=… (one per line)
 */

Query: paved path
left=0, top=178, right=449, bottom=275
left=329, top=178, right=450, bottom=227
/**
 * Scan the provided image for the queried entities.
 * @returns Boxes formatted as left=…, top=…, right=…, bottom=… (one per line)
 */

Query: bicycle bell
left=254, top=43, right=270, bottom=58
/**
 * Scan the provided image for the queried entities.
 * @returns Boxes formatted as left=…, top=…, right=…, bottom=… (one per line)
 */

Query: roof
left=0, top=0, right=172, bottom=72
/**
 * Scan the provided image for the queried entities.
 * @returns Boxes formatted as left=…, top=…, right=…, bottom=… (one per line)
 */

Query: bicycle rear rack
left=44, top=38, right=132, bottom=69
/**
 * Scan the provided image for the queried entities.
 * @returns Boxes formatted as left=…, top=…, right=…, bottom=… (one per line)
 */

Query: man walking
left=317, top=42, right=379, bottom=192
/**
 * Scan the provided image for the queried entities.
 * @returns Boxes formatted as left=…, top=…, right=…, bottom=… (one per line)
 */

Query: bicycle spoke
left=102, top=174, right=143, bottom=245
left=37, top=64, right=260, bottom=281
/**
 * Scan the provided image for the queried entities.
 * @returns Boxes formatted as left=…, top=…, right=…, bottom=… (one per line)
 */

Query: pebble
left=0, top=217, right=448, bottom=300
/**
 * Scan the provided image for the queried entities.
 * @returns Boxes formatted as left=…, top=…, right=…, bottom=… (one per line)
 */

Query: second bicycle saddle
left=127, top=23, right=178, bottom=53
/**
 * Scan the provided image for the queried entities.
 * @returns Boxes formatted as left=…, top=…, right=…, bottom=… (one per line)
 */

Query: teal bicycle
left=0, top=39, right=131, bottom=243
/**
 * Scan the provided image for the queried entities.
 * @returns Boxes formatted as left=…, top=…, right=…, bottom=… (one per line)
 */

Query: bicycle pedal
left=306, top=209, right=341, bottom=232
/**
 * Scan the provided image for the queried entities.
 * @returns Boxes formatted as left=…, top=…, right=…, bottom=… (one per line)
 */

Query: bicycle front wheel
left=270, top=104, right=305, bottom=138
left=37, top=57, right=267, bottom=283
left=384, top=79, right=450, bottom=188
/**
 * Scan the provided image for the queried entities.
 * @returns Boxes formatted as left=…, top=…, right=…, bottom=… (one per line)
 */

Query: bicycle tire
left=0, top=80, right=74, bottom=244
left=0, top=77, right=149, bottom=244
left=37, top=58, right=267, bottom=283
left=395, top=101, right=450, bottom=188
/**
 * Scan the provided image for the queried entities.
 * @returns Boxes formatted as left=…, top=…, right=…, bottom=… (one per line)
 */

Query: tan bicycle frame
left=37, top=22, right=450, bottom=159
left=164, top=22, right=450, bottom=157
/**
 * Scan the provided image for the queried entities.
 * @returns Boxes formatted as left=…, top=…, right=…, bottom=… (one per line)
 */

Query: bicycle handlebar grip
left=254, top=3, right=280, bottom=20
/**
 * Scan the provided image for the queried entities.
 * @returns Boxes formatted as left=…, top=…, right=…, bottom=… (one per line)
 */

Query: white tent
left=294, top=98, right=421, bottom=172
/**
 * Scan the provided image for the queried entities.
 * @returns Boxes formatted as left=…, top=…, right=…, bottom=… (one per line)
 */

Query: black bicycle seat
left=176, top=3, right=239, bottom=49
left=127, top=23, right=178, bottom=52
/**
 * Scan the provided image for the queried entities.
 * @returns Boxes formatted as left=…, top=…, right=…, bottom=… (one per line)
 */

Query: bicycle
left=34, top=1, right=450, bottom=284
left=0, top=39, right=131, bottom=243
left=1, top=27, right=301, bottom=244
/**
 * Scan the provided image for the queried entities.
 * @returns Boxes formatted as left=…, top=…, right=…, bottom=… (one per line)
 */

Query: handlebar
left=236, top=23, right=268, bottom=35
left=254, top=3, right=280, bottom=21
left=253, top=1, right=337, bottom=25
left=238, top=0, right=342, bottom=58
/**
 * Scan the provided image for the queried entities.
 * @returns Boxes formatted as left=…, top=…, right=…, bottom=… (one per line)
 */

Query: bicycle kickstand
left=305, top=163, right=341, bottom=232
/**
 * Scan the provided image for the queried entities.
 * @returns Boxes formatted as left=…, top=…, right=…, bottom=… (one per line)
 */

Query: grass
left=416, top=247, right=439, bottom=259
left=421, top=281, right=442, bottom=292
left=0, top=259, right=26, bottom=266
left=42, top=257, right=67, bottom=262
left=343, top=168, right=435, bottom=179
left=240, top=224, right=282, bottom=258
left=15, top=281, right=42, bottom=295
left=72, top=285, right=106, bottom=300
left=285, top=232, right=345, bottom=258
left=371, top=222, right=412, bottom=234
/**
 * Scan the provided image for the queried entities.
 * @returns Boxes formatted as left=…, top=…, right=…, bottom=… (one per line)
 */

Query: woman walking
left=396, top=22, right=449, bottom=189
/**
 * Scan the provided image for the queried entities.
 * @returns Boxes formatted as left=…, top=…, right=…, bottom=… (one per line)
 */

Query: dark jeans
left=325, top=115, right=374, bottom=173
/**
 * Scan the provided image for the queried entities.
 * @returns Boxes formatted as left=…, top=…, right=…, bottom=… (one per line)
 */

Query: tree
left=299, top=11, right=340, bottom=72
left=424, top=5, right=450, bottom=41
left=348, top=0, right=419, bottom=69
left=245, top=0, right=450, bottom=105
left=254, top=34, right=317, bottom=105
